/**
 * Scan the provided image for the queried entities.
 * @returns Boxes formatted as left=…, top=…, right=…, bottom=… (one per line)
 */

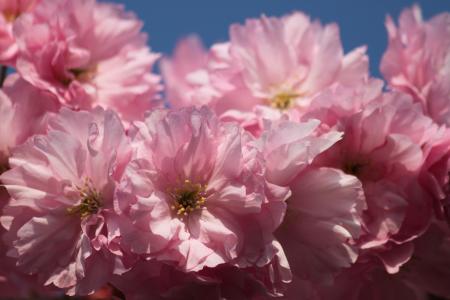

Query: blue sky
left=111, top=0, right=450, bottom=77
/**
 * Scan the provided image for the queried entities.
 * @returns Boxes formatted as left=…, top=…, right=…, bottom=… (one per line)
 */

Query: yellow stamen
left=69, top=66, right=97, bottom=83
left=270, top=92, right=299, bottom=110
left=67, top=178, right=101, bottom=218
left=168, top=179, right=207, bottom=217
left=61, top=66, right=98, bottom=86
left=3, top=11, right=18, bottom=22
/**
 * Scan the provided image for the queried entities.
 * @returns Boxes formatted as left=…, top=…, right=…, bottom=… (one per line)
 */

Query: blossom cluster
left=0, top=1, right=449, bottom=299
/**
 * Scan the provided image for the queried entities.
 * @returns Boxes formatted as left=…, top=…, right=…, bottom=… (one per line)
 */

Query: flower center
left=343, top=161, right=365, bottom=177
left=69, top=66, right=97, bottom=82
left=270, top=92, right=299, bottom=110
left=61, top=66, right=97, bottom=86
left=67, top=178, right=101, bottom=218
left=0, top=162, right=9, bottom=175
left=2, top=11, right=18, bottom=22
left=169, top=179, right=207, bottom=216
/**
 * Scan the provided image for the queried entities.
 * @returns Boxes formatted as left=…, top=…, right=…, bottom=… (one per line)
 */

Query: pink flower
left=111, top=259, right=218, bottom=300
left=0, top=0, right=38, bottom=65
left=0, top=107, right=132, bottom=295
left=160, top=35, right=217, bottom=109
left=317, top=259, right=428, bottom=300
left=415, top=123, right=450, bottom=227
left=226, top=12, right=368, bottom=111
left=299, top=221, right=450, bottom=300
left=403, top=221, right=450, bottom=298
left=115, top=107, right=290, bottom=272
left=0, top=77, right=57, bottom=294
left=14, top=0, right=162, bottom=123
left=376, top=6, right=450, bottom=231
left=381, top=5, right=450, bottom=126
left=0, top=75, right=59, bottom=298
left=0, top=187, right=62, bottom=299
left=162, top=12, right=368, bottom=136
left=308, top=82, right=440, bottom=271
left=275, top=167, right=365, bottom=284
left=258, top=118, right=366, bottom=285
left=0, top=74, right=58, bottom=169
left=112, top=241, right=290, bottom=300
